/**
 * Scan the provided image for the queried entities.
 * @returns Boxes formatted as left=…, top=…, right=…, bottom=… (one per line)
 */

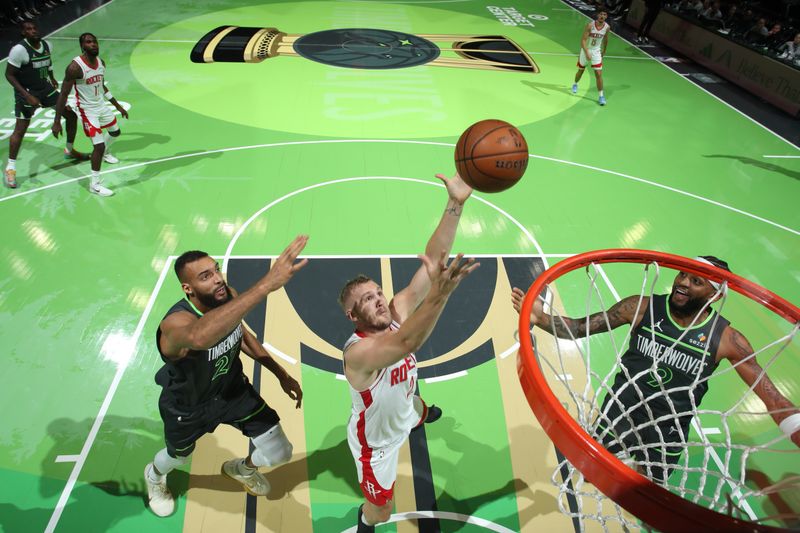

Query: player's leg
left=5, top=94, right=35, bottom=188
left=410, top=394, right=442, bottom=431
left=80, top=108, right=114, bottom=196
left=98, top=107, right=121, bottom=164
left=62, top=107, right=89, bottom=160
left=349, top=435, right=400, bottom=531
left=573, top=50, right=588, bottom=93
left=144, top=397, right=206, bottom=517
left=223, top=384, right=287, bottom=496
left=592, top=51, right=606, bottom=105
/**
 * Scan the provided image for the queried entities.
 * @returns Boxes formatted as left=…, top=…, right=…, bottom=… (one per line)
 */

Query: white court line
left=556, top=373, right=574, bottom=381
left=3, top=139, right=794, bottom=237
left=220, top=174, right=548, bottom=274
left=54, top=455, right=80, bottom=463
left=335, top=374, right=348, bottom=381
left=560, top=0, right=798, bottom=149
left=262, top=341, right=297, bottom=365
left=340, top=510, right=517, bottom=533
left=527, top=51, right=652, bottom=60
left=424, top=371, right=467, bottom=383
left=700, top=427, right=721, bottom=435
left=499, top=342, right=520, bottom=359
left=44, top=255, right=173, bottom=533
left=763, top=155, right=800, bottom=158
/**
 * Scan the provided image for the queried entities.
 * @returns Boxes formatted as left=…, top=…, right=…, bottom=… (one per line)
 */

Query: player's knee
left=250, top=424, right=293, bottom=467
left=376, top=501, right=392, bottom=522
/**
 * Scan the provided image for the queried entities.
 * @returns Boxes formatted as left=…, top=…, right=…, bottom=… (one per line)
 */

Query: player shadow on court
left=425, top=417, right=560, bottom=530
left=111, top=148, right=224, bottom=191
left=0, top=415, right=181, bottom=533
left=703, top=154, right=800, bottom=181
left=521, top=80, right=632, bottom=103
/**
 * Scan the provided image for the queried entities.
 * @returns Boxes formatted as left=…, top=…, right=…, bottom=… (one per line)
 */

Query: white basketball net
left=531, top=260, right=800, bottom=531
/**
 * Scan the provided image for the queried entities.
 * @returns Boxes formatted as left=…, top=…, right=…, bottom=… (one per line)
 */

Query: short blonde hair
left=338, top=274, right=373, bottom=311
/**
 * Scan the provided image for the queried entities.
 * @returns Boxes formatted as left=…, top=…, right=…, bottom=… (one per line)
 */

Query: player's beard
left=668, top=290, right=709, bottom=319
left=197, top=284, right=232, bottom=309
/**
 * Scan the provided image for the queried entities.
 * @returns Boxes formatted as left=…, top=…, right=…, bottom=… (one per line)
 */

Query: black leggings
left=638, top=5, right=662, bottom=38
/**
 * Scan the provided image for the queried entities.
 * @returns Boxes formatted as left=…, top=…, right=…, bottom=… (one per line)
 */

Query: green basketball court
left=1, top=0, right=798, bottom=532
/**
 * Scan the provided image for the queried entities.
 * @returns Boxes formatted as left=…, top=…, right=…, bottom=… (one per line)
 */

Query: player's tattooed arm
left=512, top=291, right=644, bottom=338
left=445, top=204, right=462, bottom=216
left=723, top=326, right=799, bottom=443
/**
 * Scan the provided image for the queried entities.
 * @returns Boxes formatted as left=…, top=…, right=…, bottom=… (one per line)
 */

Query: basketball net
left=517, top=251, right=800, bottom=532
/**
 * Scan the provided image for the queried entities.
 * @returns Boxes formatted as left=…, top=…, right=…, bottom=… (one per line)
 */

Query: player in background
left=572, top=9, right=610, bottom=106
left=52, top=33, right=128, bottom=196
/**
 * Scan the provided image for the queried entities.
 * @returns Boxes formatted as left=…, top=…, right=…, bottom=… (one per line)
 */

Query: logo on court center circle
left=293, top=29, right=440, bottom=69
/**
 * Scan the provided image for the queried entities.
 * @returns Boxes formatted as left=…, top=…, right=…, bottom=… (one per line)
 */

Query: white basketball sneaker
left=221, top=459, right=271, bottom=496
left=103, top=153, right=119, bottom=164
left=90, top=177, right=114, bottom=197
left=144, top=463, right=175, bottom=517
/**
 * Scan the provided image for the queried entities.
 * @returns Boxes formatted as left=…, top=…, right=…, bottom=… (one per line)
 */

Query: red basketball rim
left=516, top=248, right=799, bottom=533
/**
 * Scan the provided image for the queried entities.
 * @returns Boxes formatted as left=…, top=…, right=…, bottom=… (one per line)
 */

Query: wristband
left=779, top=413, right=800, bottom=437
left=104, top=91, right=113, bottom=101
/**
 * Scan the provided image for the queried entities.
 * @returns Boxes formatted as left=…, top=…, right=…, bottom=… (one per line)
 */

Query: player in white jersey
left=572, top=9, right=610, bottom=106
left=52, top=33, right=128, bottom=196
left=339, top=172, right=479, bottom=532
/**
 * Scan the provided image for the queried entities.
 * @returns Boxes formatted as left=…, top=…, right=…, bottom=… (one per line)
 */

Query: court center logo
left=226, top=256, right=546, bottom=379
left=190, top=26, right=540, bottom=73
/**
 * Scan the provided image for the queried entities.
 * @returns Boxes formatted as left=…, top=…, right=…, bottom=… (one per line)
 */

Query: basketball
left=454, top=119, right=529, bottom=193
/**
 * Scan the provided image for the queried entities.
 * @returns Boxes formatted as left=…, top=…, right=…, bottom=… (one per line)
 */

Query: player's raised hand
left=435, top=172, right=472, bottom=205
left=511, top=287, right=544, bottom=326
left=420, top=251, right=479, bottom=297
left=260, top=235, right=309, bottom=292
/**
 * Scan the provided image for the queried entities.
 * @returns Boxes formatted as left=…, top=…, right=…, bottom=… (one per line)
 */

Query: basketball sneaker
left=221, top=459, right=271, bottom=496
left=599, top=95, right=607, bottom=106
left=64, top=148, right=90, bottom=161
left=144, top=463, right=175, bottom=517
left=4, top=169, right=17, bottom=188
left=103, top=153, right=119, bottom=164
left=571, top=83, right=578, bottom=94
left=90, top=177, right=114, bottom=197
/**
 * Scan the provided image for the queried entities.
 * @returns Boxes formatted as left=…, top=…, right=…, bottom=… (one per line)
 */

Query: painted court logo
left=190, top=26, right=540, bottom=73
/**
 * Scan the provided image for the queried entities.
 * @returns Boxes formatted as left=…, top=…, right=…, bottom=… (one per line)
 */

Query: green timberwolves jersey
left=611, top=294, right=730, bottom=417
left=155, top=299, right=245, bottom=406
left=17, top=39, right=53, bottom=91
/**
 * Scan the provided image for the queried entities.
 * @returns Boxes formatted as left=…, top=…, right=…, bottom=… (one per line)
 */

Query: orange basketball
left=454, top=119, right=529, bottom=193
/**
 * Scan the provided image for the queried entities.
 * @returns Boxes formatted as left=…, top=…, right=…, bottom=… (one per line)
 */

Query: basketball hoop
left=516, top=249, right=800, bottom=532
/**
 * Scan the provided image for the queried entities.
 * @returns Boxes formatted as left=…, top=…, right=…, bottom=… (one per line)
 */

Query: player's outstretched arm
left=52, top=61, right=81, bottom=138
left=391, top=173, right=473, bottom=322
left=721, top=326, right=800, bottom=447
left=347, top=252, right=479, bottom=374
left=240, top=326, right=303, bottom=408
left=159, top=235, right=309, bottom=357
left=511, top=288, right=644, bottom=339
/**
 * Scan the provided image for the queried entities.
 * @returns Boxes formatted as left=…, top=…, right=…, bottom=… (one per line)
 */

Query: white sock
left=236, top=458, right=257, bottom=476
left=146, top=463, right=165, bottom=484
left=599, top=90, right=605, bottom=97
left=66, top=142, right=73, bottom=152
left=153, top=447, right=188, bottom=476
left=6, top=159, right=16, bottom=171
left=91, top=170, right=101, bottom=186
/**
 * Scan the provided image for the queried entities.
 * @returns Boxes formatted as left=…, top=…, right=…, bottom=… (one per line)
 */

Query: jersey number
left=646, top=366, right=674, bottom=387
left=212, top=355, right=232, bottom=381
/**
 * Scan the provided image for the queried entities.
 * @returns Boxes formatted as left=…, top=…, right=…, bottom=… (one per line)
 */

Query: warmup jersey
left=608, top=294, right=729, bottom=418
left=345, top=322, right=419, bottom=450
left=587, top=21, right=609, bottom=51
left=72, top=55, right=105, bottom=109
left=155, top=299, right=245, bottom=407
left=9, top=39, right=53, bottom=92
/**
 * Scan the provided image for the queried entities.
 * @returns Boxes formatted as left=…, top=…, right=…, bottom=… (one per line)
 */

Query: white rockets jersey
left=72, top=55, right=105, bottom=109
left=587, top=21, right=609, bottom=51
left=344, top=322, right=420, bottom=451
